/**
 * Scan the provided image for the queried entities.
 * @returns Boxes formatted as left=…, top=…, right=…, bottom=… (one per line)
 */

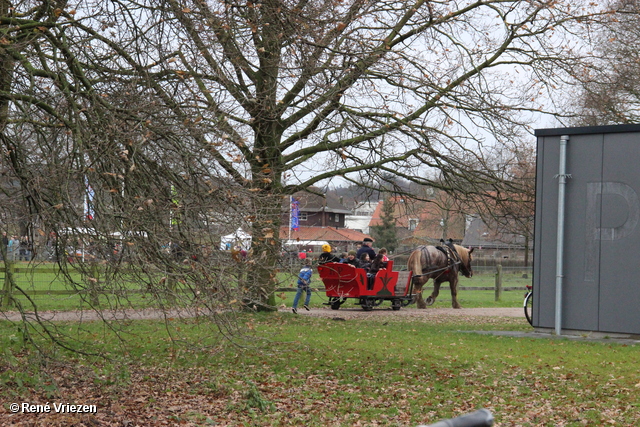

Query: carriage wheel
left=391, top=299, right=401, bottom=311
left=330, top=297, right=342, bottom=310
left=361, top=298, right=374, bottom=311
left=524, top=290, right=533, bottom=326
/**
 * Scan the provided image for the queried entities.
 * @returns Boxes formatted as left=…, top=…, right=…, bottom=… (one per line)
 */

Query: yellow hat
left=322, top=244, right=331, bottom=252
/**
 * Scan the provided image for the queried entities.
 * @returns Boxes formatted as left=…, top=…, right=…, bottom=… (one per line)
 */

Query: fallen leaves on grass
left=2, top=352, right=640, bottom=427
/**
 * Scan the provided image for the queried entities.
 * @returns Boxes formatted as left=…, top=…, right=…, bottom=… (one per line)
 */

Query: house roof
left=284, top=189, right=352, bottom=214
left=280, top=226, right=372, bottom=243
left=369, top=197, right=466, bottom=240
left=462, top=217, right=528, bottom=248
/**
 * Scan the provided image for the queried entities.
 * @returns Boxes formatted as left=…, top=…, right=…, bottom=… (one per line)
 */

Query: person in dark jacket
left=359, top=253, right=371, bottom=273
left=356, top=237, right=376, bottom=261
left=369, top=254, right=385, bottom=276
left=367, top=253, right=385, bottom=290
left=318, top=244, right=339, bottom=264
left=342, top=250, right=360, bottom=267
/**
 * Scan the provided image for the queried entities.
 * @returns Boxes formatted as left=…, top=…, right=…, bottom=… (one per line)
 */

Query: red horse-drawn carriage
left=317, top=260, right=415, bottom=311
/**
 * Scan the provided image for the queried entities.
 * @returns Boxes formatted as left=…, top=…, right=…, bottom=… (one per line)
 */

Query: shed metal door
left=597, top=133, right=640, bottom=334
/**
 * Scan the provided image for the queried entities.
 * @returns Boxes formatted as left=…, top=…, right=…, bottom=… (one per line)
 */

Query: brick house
left=368, top=197, right=466, bottom=251
left=280, top=190, right=373, bottom=253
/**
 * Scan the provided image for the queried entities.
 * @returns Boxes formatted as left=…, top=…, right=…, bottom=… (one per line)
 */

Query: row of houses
left=245, top=189, right=529, bottom=259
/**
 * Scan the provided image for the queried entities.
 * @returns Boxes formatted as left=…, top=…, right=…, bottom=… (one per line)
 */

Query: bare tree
left=0, top=0, right=616, bottom=343
left=462, top=141, right=536, bottom=269
left=566, top=0, right=640, bottom=125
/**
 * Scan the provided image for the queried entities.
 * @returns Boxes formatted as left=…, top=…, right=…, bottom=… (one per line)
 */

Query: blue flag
left=291, top=198, right=299, bottom=231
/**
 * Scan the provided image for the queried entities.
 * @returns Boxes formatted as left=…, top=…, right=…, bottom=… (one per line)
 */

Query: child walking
left=292, top=260, right=313, bottom=314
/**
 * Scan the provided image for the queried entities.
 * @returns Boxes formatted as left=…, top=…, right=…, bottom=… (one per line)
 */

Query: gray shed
left=534, top=124, right=640, bottom=336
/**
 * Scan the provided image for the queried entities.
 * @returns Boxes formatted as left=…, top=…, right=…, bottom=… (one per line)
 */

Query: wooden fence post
left=88, top=264, right=101, bottom=307
left=167, top=275, right=177, bottom=304
left=495, top=264, right=503, bottom=301
left=2, top=263, right=15, bottom=308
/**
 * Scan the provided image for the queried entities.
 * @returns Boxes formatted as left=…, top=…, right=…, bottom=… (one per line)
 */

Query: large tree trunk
left=0, top=0, right=14, bottom=133
left=245, top=192, right=282, bottom=311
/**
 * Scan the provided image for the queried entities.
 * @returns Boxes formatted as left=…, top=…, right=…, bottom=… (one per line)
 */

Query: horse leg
left=450, top=277, right=461, bottom=309
left=413, top=277, right=428, bottom=309
left=426, top=280, right=441, bottom=306
left=416, top=292, right=427, bottom=309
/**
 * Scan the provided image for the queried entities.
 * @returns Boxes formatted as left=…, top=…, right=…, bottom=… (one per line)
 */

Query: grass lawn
left=1, top=308, right=639, bottom=426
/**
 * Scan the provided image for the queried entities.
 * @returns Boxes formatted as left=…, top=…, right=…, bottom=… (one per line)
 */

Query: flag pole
left=288, top=195, right=292, bottom=242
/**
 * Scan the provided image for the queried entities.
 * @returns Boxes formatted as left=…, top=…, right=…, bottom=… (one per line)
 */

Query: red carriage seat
left=318, top=262, right=366, bottom=298
left=319, top=262, right=400, bottom=298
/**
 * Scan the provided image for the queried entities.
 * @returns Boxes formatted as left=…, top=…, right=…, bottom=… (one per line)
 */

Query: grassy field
left=1, top=310, right=638, bottom=426
left=0, top=263, right=156, bottom=311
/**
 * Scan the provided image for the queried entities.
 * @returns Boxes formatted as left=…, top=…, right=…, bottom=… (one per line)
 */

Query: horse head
left=455, top=245, right=474, bottom=278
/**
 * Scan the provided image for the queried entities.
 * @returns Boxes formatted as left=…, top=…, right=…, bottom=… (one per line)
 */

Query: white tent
left=282, top=240, right=329, bottom=248
left=220, top=228, right=252, bottom=251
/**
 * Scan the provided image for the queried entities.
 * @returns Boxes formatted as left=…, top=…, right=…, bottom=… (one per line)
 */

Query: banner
left=291, top=197, right=299, bottom=231
left=84, top=176, right=95, bottom=220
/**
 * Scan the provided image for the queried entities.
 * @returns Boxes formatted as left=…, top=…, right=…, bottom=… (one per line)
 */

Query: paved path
left=1, top=306, right=523, bottom=322
left=297, top=306, right=523, bottom=319
left=1, top=308, right=200, bottom=322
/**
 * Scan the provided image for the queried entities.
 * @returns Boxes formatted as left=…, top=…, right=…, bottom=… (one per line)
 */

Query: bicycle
left=524, top=284, right=533, bottom=326
left=418, top=409, right=494, bottom=427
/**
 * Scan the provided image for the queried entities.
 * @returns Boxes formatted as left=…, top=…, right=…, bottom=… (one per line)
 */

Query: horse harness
left=413, top=243, right=462, bottom=279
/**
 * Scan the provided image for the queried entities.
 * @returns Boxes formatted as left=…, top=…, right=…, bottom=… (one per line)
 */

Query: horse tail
left=408, top=246, right=429, bottom=286
left=407, top=247, right=421, bottom=276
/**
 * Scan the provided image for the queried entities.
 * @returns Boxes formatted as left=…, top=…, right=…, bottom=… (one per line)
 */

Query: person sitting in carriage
left=369, top=253, right=385, bottom=274
left=378, top=248, right=389, bottom=263
left=341, top=250, right=360, bottom=267
left=367, top=253, right=386, bottom=290
left=356, top=237, right=376, bottom=261
left=359, top=253, right=372, bottom=272
left=318, top=244, right=340, bottom=264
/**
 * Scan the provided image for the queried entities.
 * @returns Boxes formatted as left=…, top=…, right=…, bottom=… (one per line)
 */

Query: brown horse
left=407, top=243, right=474, bottom=309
